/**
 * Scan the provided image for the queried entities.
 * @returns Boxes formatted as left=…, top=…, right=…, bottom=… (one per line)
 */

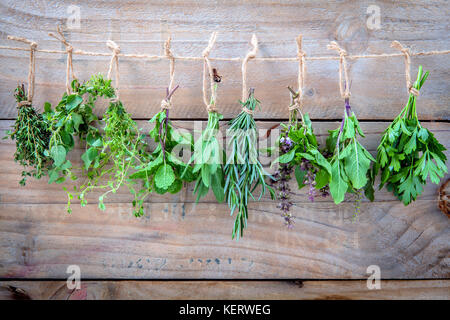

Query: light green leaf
left=50, top=145, right=67, bottom=167
left=155, top=163, right=175, bottom=189
left=329, top=159, right=347, bottom=204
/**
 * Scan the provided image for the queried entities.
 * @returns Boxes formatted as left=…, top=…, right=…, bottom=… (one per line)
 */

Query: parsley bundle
left=5, top=84, right=51, bottom=185
left=129, top=86, right=196, bottom=215
left=65, top=99, right=148, bottom=213
left=224, top=89, right=275, bottom=239
left=185, top=106, right=225, bottom=203
left=44, top=74, right=115, bottom=184
left=326, top=100, right=375, bottom=204
left=372, top=66, right=447, bottom=205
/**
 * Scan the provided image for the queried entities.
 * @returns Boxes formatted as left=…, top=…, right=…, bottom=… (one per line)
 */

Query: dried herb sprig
left=372, top=66, right=447, bottom=205
left=65, top=99, right=149, bottom=214
left=129, top=86, right=197, bottom=215
left=4, top=84, right=51, bottom=185
left=44, top=74, right=115, bottom=184
left=224, top=89, right=275, bottom=239
left=326, top=99, right=375, bottom=204
left=184, top=85, right=225, bottom=203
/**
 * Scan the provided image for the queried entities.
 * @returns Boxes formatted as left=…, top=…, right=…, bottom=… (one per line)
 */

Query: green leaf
left=294, top=166, right=306, bottom=189
left=315, top=169, right=330, bottom=190
left=65, top=94, right=83, bottom=111
left=403, top=130, right=417, bottom=154
left=211, top=172, right=225, bottom=203
left=201, top=165, right=211, bottom=187
left=168, top=179, right=183, bottom=194
left=50, top=145, right=67, bottom=167
left=81, top=147, right=98, bottom=170
left=155, top=163, right=175, bottom=189
left=329, top=159, right=348, bottom=204
left=343, top=141, right=372, bottom=189
left=44, top=102, right=52, bottom=113
left=278, top=148, right=295, bottom=163
left=71, top=113, right=83, bottom=131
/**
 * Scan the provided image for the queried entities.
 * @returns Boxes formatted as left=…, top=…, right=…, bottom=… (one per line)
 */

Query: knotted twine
left=7, top=35, right=37, bottom=106
left=289, top=34, right=307, bottom=112
left=106, top=40, right=121, bottom=100
left=241, top=34, right=258, bottom=115
left=161, top=36, right=176, bottom=110
left=327, top=41, right=351, bottom=100
left=48, top=26, right=76, bottom=95
left=202, top=32, right=218, bottom=113
left=391, top=40, right=420, bottom=97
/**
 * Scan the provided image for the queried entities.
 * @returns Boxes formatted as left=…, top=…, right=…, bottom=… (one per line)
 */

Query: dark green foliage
left=373, top=66, right=447, bottom=205
left=224, top=89, right=275, bottom=239
left=4, top=84, right=51, bottom=185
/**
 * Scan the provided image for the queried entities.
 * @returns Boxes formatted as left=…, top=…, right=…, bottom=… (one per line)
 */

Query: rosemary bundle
left=224, top=89, right=275, bottom=239
left=326, top=99, right=375, bottom=204
left=4, top=84, right=51, bottom=185
left=373, top=66, right=447, bottom=205
left=65, top=99, right=148, bottom=213
left=44, top=74, right=115, bottom=184
left=129, top=86, right=196, bottom=215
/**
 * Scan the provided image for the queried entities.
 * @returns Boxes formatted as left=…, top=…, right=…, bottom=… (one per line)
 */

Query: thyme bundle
left=373, top=66, right=447, bottom=205
left=224, top=89, right=275, bottom=239
left=4, top=84, right=51, bottom=185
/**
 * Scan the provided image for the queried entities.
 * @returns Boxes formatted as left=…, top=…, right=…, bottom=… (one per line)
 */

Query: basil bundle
left=373, top=66, right=447, bottom=205
left=44, top=74, right=115, bottom=184
left=326, top=100, right=375, bottom=204
left=5, top=84, right=51, bottom=185
left=224, top=89, right=275, bottom=239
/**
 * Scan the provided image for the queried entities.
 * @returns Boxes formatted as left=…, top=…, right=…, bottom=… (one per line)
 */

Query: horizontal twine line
left=0, top=45, right=448, bottom=61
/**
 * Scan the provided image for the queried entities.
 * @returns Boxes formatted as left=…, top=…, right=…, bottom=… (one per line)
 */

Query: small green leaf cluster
left=4, top=84, right=51, bottom=185
left=373, top=66, right=447, bottom=205
left=326, top=103, right=375, bottom=204
left=224, top=90, right=275, bottom=239
left=66, top=100, right=149, bottom=214
left=44, top=74, right=115, bottom=184
left=129, top=109, right=196, bottom=215
left=186, top=110, right=225, bottom=203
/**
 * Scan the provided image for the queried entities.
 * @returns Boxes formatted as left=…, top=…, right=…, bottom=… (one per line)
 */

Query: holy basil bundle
left=224, top=89, right=275, bottom=239
left=65, top=99, right=149, bottom=213
left=5, top=84, right=51, bottom=185
left=44, top=74, right=115, bottom=184
left=326, top=100, right=375, bottom=204
left=372, top=66, right=447, bottom=205
left=184, top=110, right=225, bottom=203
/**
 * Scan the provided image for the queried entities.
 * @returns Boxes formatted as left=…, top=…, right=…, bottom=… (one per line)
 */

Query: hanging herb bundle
left=129, top=86, right=196, bottom=215
left=372, top=66, right=447, bottom=205
left=44, top=74, right=115, bottom=184
left=224, top=89, right=275, bottom=239
left=326, top=99, right=375, bottom=204
left=65, top=99, right=149, bottom=213
left=184, top=85, right=225, bottom=203
left=4, top=84, right=51, bottom=185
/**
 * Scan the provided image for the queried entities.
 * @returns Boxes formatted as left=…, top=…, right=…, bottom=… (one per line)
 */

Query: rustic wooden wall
left=0, top=0, right=449, bottom=299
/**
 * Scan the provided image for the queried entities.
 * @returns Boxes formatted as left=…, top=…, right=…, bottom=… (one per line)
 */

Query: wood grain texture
left=0, top=280, right=449, bottom=300
left=0, top=0, right=449, bottom=120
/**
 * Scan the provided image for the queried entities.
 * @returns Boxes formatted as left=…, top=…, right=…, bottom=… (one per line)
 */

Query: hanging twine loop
left=289, top=34, right=306, bottom=112
left=7, top=36, right=37, bottom=106
left=327, top=41, right=351, bottom=99
left=202, top=32, right=218, bottom=113
left=391, top=40, right=420, bottom=97
left=161, top=36, right=177, bottom=110
left=48, top=26, right=76, bottom=95
left=106, top=40, right=121, bottom=100
left=242, top=34, right=258, bottom=115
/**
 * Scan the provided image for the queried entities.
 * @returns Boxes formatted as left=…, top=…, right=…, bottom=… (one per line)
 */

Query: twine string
left=106, top=40, right=121, bottom=100
left=391, top=41, right=420, bottom=96
left=202, top=32, right=218, bottom=113
left=7, top=35, right=37, bottom=106
left=48, top=26, right=76, bottom=95
left=161, top=36, right=177, bottom=110
left=242, top=34, right=258, bottom=115
left=327, top=41, right=351, bottom=99
left=289, top=35, right=307, bottom=112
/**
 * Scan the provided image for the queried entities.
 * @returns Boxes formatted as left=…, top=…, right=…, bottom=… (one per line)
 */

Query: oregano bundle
left=4, top=84, right=51, bottom=185
left=224, top=89, right=275, bottom=239
left=44, top=74, right=115, bottom=184
left=326, top=100, right=375, bottom=204
left=373, top=66, right=447, bottom=205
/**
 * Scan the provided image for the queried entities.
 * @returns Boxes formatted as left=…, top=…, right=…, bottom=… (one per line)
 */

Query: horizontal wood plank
left=0, top=280, right=449, bottom=300
left=0, top=0, right=448, bottom=120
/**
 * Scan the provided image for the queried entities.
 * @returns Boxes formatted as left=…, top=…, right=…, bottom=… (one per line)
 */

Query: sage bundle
left=224, top=89, right=275, bottom=239
left=373, top=66, right=447, bottom=205
left=5, top=84, right=51, bottom=185
left=44, top=74, right=115, bottom=184
left=326, top=100, right=375, bottom=204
